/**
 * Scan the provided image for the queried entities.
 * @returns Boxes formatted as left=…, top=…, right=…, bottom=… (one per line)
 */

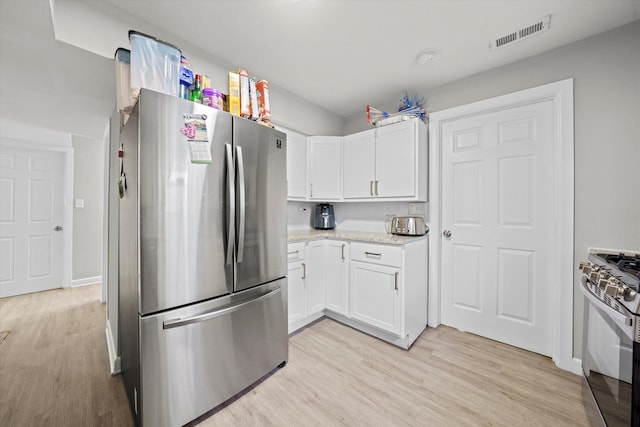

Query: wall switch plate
left=75, top=198, right=85, bottom=208
left=408, top=202, right=426, bottom=215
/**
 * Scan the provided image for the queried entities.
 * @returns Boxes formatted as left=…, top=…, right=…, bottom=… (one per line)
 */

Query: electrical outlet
left=408, top=203, right=426, bottom=215
left=75, top=198, right=85, bottom=208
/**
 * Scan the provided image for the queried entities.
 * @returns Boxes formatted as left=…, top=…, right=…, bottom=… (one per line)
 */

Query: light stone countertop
left=287, top=229, right=428, bottom=246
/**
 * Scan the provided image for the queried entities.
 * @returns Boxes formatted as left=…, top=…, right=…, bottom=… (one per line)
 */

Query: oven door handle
left=581, top=279, right=634, bottom=335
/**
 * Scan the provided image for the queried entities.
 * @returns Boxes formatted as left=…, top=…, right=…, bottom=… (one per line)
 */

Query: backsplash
left=287, top=201, right=427, bottom=232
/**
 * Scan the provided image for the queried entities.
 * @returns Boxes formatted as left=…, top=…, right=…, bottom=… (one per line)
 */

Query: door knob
left=54, top=226, right=63, bottom=231
left=442, top=229, right=452, bottom=238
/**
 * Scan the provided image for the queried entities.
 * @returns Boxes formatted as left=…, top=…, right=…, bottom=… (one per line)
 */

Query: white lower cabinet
left=287, top=237, right=428, bottom=349
left=287, top=242, right=307, bottom=332
left=305, top=241, right=326, bottom=316
left=350, top=261, right=401, bottom=335
left=287, top=260, right=307, bottom=328
left=286, top=241, right=326, bottom=333
left=324, top=240, right=350, bottom=317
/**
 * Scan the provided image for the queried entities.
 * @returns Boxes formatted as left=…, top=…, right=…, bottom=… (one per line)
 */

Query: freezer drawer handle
left=162, top=288, right=281, bottom=329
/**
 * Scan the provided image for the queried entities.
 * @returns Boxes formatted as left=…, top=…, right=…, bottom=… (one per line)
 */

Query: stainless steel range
left=579, top=250, right=640, bottom=427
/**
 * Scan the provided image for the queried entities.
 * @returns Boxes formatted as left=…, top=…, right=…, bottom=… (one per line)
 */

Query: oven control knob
left=624, top=287, right=637, bottom=301
left=589, top=269, right=601, bottom=282
left=598, top=278, right=609, bottom=290
left=605, top=283, right=623, bottom=298
left=579, top=262, right=591, bottom=273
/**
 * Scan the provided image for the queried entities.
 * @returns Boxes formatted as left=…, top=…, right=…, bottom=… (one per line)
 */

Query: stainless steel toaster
left=390, top=216, right=428, bottom=236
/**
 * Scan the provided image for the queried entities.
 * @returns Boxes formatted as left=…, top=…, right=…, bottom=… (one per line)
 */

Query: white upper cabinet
left=285, top=129, right=308, bottom=200
left=342, top=118, right=427, bottom=201
left=375, top=120, right=416, bottom=198
left=308, top=136, right=343, bottom=200
left=287, top=118, right=426, bottom=202
left=343, top=129, right=376, bottom=198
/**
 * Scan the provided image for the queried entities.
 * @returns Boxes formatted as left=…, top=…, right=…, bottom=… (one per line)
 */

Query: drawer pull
left=163, top=288, right=281, bottom=329
left=287, top=250, right=299, bottom=255
left=365, top=251, right=382, bottom=258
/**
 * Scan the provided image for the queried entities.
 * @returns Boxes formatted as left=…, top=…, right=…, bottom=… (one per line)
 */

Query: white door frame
left=0, top=140, right=74, bottom=291
left=427, top=79, right=578, bottom=374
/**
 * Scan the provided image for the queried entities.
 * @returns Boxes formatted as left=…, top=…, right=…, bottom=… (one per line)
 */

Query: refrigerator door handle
left=162, top=287, right=281, bottom=329
left=225, top=144, right=235, bottom=265
left=236, top=145, right=246, bottom=263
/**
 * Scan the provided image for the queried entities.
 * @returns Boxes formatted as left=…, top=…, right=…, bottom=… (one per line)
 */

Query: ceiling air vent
left=491, top=15, right=551, bottom=49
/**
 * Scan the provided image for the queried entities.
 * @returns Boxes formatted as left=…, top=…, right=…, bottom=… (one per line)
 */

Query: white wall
left=0, top=121, right=72, bottom=147
left=344, top=21, right=640, bottom=358
left=71, top=135, right=104, bottom=282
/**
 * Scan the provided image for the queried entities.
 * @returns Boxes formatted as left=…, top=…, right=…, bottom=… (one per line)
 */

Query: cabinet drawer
left=287, top=242, right=306, bottom=263
left=349, top=242, right=401, bottom=267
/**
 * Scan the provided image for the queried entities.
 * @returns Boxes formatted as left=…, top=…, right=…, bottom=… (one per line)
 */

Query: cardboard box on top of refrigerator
left=249, top=77, right=259, bottom=120
left=201, top=74, right=211, bottom=90
left=256, top=80, right=271, bottom=121
left=238, top=68, right=251, bottom=118
left=228, top=71, right=240, bottom=116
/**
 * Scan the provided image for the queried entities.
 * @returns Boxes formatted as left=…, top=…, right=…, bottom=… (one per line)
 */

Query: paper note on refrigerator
left=181, top=113, right=212, bottom=163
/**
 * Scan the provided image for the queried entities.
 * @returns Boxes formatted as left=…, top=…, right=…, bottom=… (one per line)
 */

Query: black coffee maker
left=313, top=204, right=335, bottom=230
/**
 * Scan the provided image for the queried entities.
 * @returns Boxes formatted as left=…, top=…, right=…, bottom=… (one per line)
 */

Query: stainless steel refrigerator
left=118, top=89, right=288, bottom=427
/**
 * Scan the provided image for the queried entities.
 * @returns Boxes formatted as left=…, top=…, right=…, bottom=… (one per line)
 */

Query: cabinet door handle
left=365, top=251, right=382, bottom=258
left=302, top=262, right=306, bottom=280
left=310, top=183, right=313, bottom=198
left=341, top=244, right=345, bottom=260
left=288, top=250, right=299, bottom=255
left=375, top=180, right=379, bottom=196
left=370, top=180, right=374, bottom=196
left=394, top=272, right=399, bottom=291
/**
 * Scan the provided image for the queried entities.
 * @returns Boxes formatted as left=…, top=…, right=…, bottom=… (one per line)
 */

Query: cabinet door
left=325, top=241, right=350, bottom=316
left=343, top=129, right=375, bottom=199
left=286, top=131, right=308, bottom=199
left=305, top=240, right=326, bottom=315
left=350, top=261, right=401, bottom=336
left=287, top=261, right=307, bottom=332
left=375, top=120, right=416, bottom=198
left=308, top=136, right=342, bottom=200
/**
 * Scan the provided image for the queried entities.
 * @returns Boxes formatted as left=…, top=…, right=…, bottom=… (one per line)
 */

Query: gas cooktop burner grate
left=596, top=253, right=640, bottom=280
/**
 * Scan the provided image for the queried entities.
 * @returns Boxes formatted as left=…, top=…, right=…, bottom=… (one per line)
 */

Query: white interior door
left=440, top=100, right=555, bottom=356
left=0, top=146, right=65, bottom=297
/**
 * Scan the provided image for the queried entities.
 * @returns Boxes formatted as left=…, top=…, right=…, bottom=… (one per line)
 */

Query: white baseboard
left=557, top=356, right=582, bottom=375
left=71, top=276, right=102, bottom=287
left=105, top=321, right=121, bottom=375
left=567, top=357, right=583, bottom=375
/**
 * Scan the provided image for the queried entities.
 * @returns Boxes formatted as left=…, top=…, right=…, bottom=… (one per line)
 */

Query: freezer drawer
left=138, top=280, right=288, bottom=427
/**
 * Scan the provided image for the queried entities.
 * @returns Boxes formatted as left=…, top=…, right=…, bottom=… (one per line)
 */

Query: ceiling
left=1, top=0, right=639, bottom=139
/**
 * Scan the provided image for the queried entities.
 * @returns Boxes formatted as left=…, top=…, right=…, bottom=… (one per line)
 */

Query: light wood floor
left=0, top=285, right=591, bottom=426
